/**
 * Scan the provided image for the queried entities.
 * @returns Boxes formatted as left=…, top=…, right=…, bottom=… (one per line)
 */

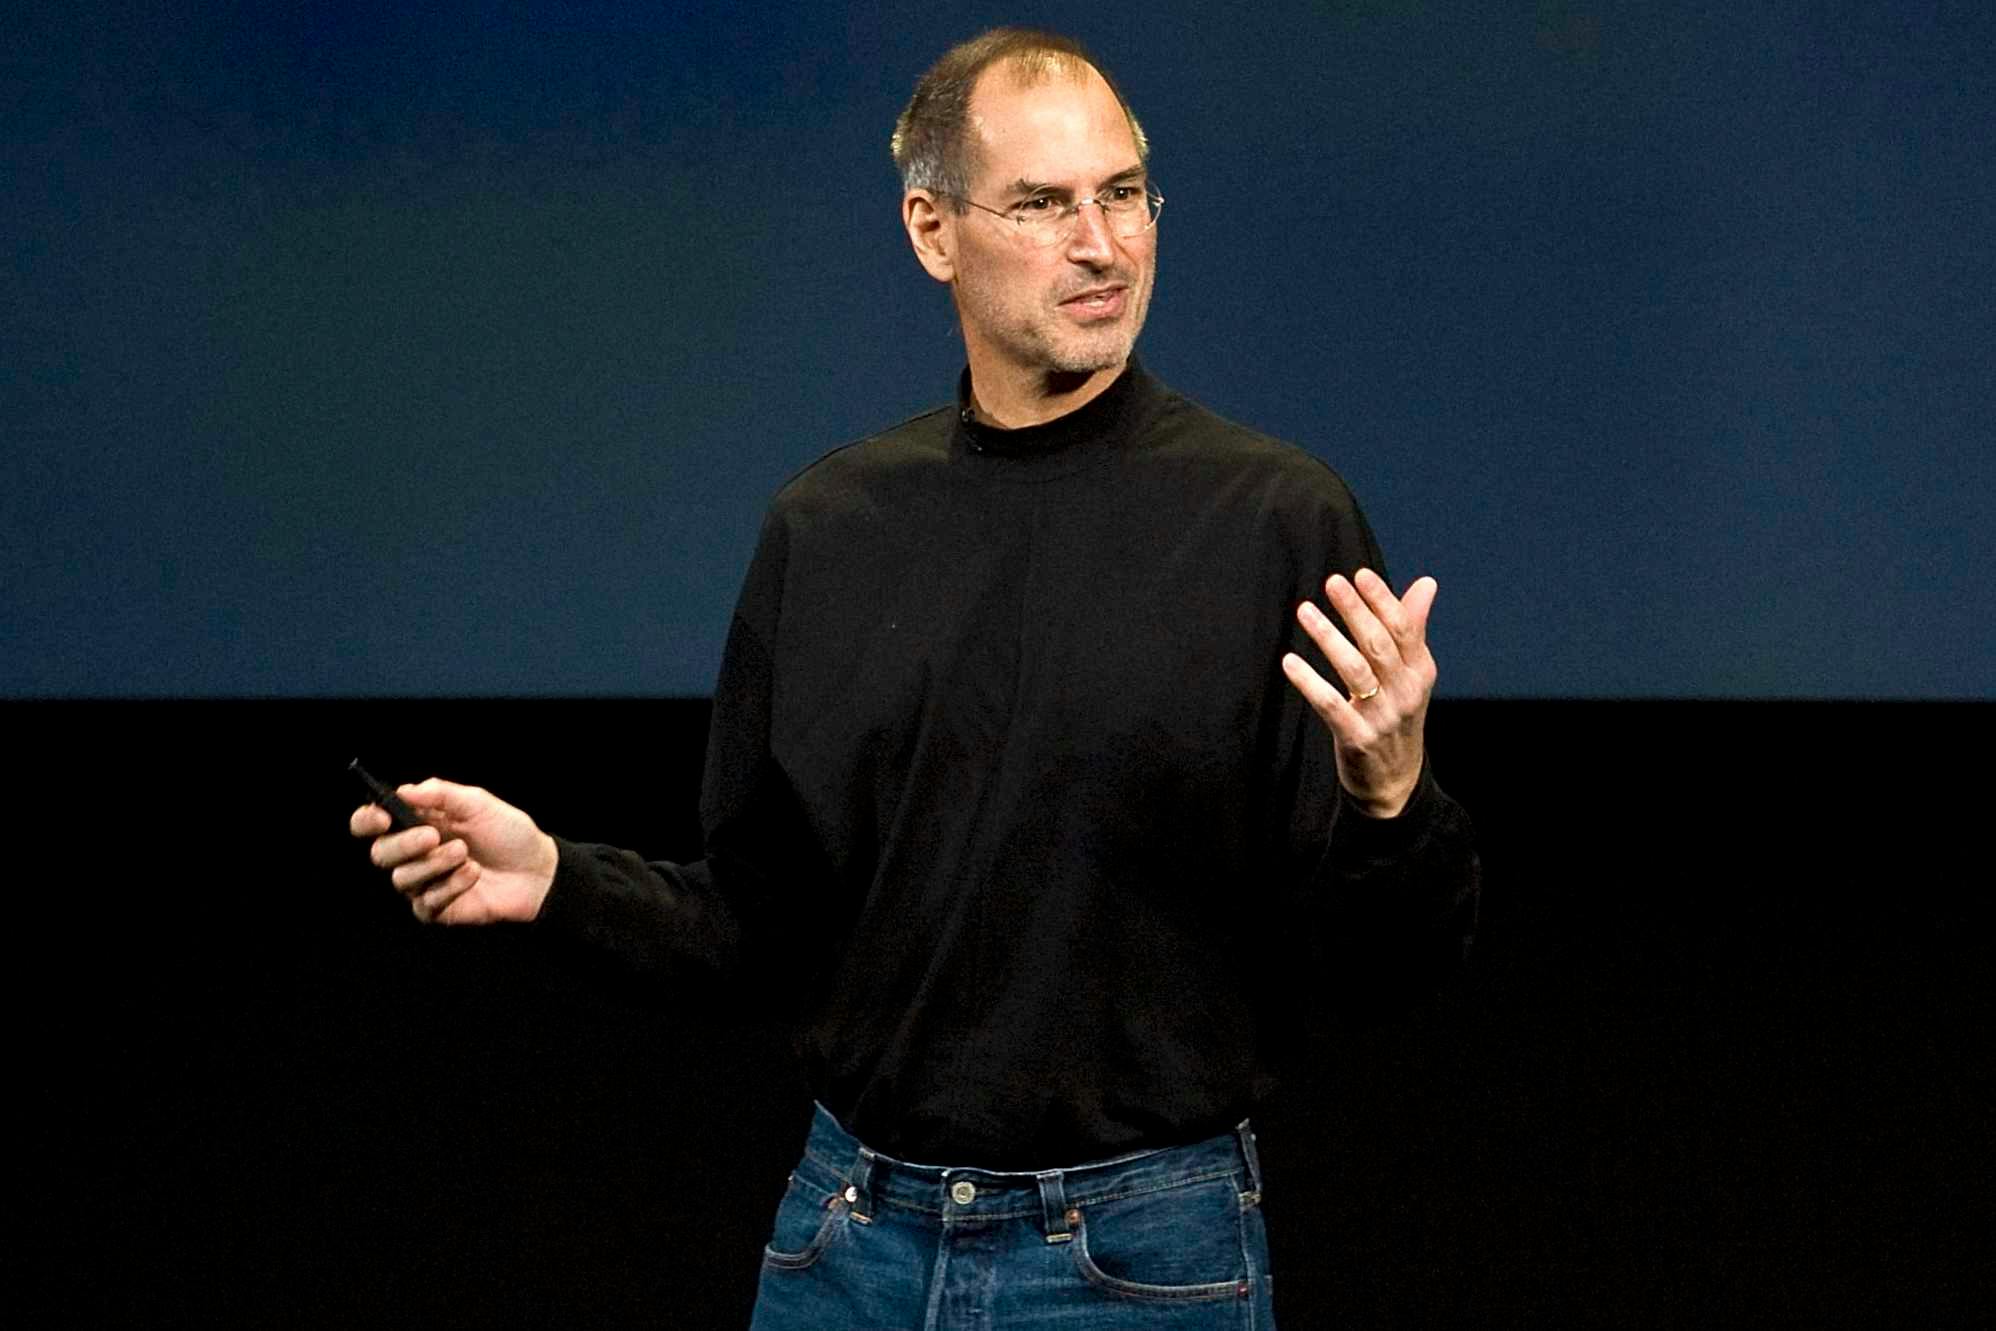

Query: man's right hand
left=349, top=778, right=559, bottom=925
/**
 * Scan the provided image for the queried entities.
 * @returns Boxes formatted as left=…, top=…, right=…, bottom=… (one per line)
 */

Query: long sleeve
left=1312, top=762, right=1482, bottom=1025
left=535, top=512, right=837, bottom=994
left=1264, top=491, right=1481, bottom=1029
left=523, top=358, right=1480, bottom=1165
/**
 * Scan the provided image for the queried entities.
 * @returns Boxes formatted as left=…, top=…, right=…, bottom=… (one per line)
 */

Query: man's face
left=945, top=63, right=1157, bottom=385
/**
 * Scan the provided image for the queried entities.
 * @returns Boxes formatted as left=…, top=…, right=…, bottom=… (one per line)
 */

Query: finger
left=391, top=836, right=465, bottom=893
left=391, top=837, right=467, bottom=894
left=350, top=804, right=390, bottom=838
left=1354, top=568, right=1436, bottom=663
left=369, top=821, right=442, bottom=870
left=1282, top=651, right=1373, bottom=746
left=1400, top=575, right=1438, bottom=643
left=412, top=859, right=481, bottom=923
left=1326, top=572, right=1403, bottom=673
left=1297, top=599, right=1380, bottom=699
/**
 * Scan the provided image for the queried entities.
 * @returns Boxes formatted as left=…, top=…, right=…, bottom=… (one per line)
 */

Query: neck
left=965, top=359, right=1128, bottom=429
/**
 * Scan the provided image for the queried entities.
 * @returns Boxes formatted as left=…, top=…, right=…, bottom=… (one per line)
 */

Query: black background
left=19, top=699, right=1987, bottom=1326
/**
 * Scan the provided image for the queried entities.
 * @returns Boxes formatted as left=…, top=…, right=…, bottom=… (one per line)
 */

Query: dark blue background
left=8, top=1, right=1992, bottom=697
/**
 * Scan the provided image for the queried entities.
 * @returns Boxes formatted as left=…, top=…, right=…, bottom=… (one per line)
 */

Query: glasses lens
left=1021, top=213, right=1067, bottom=247
left=1107, top=190, right=1161, bottom=238
left=1020, top=190, right=1160, bottom=246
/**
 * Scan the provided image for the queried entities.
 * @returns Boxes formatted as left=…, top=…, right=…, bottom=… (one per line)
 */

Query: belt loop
left=847, top=1147, right=877, bottom=1223
left=1036, top=1171, right=1074, bottom=1244
left=1235, top=1120, right=1265, bottom=1203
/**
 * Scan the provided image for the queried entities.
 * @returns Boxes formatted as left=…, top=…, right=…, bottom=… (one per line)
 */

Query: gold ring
left=1351, top=685, right=1381, bottom=702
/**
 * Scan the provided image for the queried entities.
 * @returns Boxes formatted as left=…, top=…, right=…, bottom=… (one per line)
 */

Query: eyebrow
left=1001, top=165, right=1147, bottom=200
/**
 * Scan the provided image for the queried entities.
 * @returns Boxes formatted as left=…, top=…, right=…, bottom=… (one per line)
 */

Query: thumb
left=398, top=777, right=486, bottom=822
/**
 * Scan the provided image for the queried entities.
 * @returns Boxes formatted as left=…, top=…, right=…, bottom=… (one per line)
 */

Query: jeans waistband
left=796, top=1103, right=1265, bottom=1240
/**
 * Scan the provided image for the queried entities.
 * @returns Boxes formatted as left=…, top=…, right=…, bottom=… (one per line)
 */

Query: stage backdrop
left=7, top=1, right=1993, bottom=698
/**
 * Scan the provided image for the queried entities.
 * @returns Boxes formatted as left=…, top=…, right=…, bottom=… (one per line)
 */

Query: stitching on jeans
left=800, top=1148, right=854, bottom=1183
left=1066, top=1219, right=1246, bottom=1303
left=867, top=1166, right=1242, bottom=1220
left=795, top=1141, right=1248, bottom=1219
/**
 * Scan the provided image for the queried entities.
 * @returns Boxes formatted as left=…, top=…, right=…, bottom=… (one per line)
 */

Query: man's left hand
left=1281, top=568, right=1438, bottom=819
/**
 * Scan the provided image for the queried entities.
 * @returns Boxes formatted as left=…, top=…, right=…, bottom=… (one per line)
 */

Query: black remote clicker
left=348, top=758, right=426, bottom=832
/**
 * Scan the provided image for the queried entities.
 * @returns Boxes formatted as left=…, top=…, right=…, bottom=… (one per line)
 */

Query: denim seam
left=864, top=1165, right=1243, bottom=1220
left=1066, top=1223, right=1246, bottom=1303
left=800, top=1148, right=861, bottom=1184
left=761, top=1195, right=850, bottom=1272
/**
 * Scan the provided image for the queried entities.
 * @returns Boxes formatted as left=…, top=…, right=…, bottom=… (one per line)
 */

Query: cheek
left=966, top=256, right=1039, bottom=310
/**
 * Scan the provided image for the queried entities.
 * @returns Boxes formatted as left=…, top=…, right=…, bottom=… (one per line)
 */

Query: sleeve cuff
left=1335, top=757, right=1441, bottom=856
left=533, top=834, right=599, bottom=937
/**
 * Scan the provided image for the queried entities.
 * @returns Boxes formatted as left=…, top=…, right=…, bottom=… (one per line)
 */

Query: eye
left=1107, top=185, right=1140, bottom=203
left=1016, top=195, right=1059, bottom=214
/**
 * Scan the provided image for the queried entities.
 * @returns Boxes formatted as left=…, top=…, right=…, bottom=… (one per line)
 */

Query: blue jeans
left=749, top=1104, right=1277, bottom=1330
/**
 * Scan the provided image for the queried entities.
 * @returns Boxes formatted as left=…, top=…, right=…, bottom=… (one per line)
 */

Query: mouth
left=1059, top=284, right=1128, bottom=319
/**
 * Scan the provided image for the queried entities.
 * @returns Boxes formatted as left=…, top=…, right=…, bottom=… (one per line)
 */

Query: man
left=353, top=28, right=1477, bottom=1328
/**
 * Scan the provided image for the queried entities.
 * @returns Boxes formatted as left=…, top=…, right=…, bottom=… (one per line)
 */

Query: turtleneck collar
left=951, top=358, right=1164, bottom=480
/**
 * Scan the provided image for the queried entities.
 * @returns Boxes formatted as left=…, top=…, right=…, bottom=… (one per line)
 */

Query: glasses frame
left=945, top=183, right=1164, bottom=248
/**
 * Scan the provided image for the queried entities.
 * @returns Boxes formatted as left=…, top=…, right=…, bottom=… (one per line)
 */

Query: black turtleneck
left=541, top=358, right=1479, bottom=1168
left=953, top=360, right=1146, bottom=467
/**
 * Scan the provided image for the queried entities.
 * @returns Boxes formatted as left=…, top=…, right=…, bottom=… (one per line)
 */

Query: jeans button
left=950, top=1180, right=978, bottom=1205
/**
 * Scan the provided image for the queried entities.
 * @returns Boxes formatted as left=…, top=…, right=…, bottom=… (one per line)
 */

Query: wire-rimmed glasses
left=947, top=183, right=1164, bottom=248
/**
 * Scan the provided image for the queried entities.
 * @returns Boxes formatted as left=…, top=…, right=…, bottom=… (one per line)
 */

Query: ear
left=903, top=191, right=956, bottom=284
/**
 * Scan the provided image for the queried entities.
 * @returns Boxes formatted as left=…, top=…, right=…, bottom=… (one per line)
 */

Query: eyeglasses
left=947, top=183, right=1164, bottom=248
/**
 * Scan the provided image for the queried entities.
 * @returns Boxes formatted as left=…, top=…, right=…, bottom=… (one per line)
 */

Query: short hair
left=890, top=28, right=1151, bottom=213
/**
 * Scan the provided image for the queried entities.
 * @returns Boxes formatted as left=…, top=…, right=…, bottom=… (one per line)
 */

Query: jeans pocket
left=1067, top=1176, right=1251, bottom=1302
left=761, top=1171, right=851, bottom=1272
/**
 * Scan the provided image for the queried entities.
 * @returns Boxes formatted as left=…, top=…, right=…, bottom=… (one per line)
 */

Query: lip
left=1059, top=284, right=1128, bottom=319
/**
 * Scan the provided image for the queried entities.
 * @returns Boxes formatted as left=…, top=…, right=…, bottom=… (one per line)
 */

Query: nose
left=1064, top=197, right=1117, bottom=264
